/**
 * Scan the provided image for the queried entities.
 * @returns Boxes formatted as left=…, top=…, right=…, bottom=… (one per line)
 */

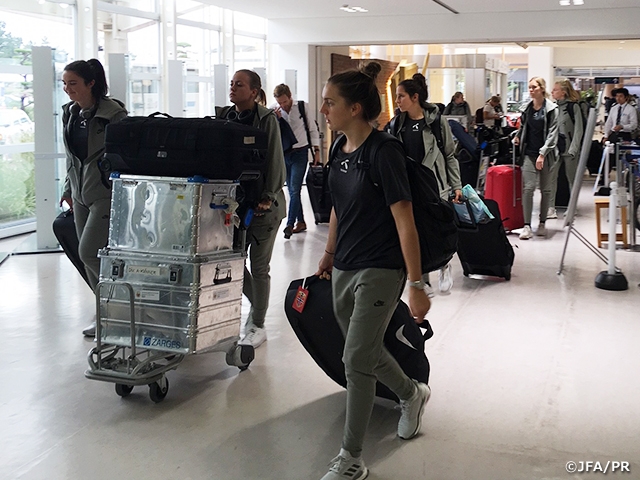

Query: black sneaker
left=283, top=225, right=293, bottom=239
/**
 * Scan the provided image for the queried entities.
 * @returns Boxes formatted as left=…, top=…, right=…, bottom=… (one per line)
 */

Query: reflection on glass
left=234, top=35, right=265, bottom=72
left=0, top=152, right=35, bottom=225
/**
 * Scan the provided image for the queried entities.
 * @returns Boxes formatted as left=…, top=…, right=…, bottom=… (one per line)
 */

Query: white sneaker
left=536, top=224, right=547, bottom=237
left=438, top=264, right=453, bottom=294
left=547, top=207, right=558, bottom=219
left=398, top=380, right=431, bottom=440
left=519, top=225, right=533, bottom=240
left=239, top=326, right=267, bottom=349
left=424, top=282, right=435, bottom=298
left=321, top=449, right=368, bottom=480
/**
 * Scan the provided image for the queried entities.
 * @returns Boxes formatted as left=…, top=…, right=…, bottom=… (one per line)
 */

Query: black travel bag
left=306, top=164, right=332, bottom=224
left=101, top=114, right=268, bottom=180
left=455, top=198, right=515, bottom=280
left=284, top=275, right=432, bottom=402
left=52, top=210, right=91, bottom=289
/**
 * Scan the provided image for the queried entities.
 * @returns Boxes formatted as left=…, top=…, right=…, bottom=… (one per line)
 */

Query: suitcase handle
left=148, top=112, right=173, bottom=118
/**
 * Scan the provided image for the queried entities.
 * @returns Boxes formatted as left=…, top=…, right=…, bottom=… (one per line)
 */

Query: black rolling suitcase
left=284, top=275, right=431, bottom=402
left=52, top=210, right=91, bottom=288
left=306, top=164, right=332, bottom=224
left=455, top=198, right=514, bottom=280
left=102, top=115, right=268, bottom=180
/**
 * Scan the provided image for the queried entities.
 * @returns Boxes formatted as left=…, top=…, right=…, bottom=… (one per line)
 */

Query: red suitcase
left=484, top=165, right=524, bottom=232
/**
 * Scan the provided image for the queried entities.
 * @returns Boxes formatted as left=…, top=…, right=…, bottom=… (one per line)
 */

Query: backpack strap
left=566, top=101, right=576, bottom=125
left=298, top=100, right=313, bottom=150
left=387, top=112, right=446, bottom=158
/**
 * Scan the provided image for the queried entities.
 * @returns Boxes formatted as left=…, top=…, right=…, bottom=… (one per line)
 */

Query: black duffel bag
left=101, top=113, right=268, bottom=180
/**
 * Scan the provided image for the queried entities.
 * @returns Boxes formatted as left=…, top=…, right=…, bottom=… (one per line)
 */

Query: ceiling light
left=352, top=6, right=368, bottom=12
left=559, top=0, right=570, bottom=5
left=573, top=0, right=584, bottom=4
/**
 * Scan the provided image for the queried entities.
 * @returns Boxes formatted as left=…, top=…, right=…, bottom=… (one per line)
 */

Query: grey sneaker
left=82, top=322, right=96, bottom=337
left=438, top=264, right=453, bottom=294
left=398, top=380, right=431, bottom=440
left=536, top=224, right=547, bottom=237
left=321, top=449, right=368, bottom=480
left=547, top=207, right=558, bottom=219
left=239, top=326, right=267, bottom=348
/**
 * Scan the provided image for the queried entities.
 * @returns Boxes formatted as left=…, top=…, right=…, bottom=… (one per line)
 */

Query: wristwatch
left=407, top=279, right=426, bottom=289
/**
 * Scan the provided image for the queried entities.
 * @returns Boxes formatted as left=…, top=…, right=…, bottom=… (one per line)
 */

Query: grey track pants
left=332, top=267, right=417, bottom=456
left=550, top=153, right=578, bottom=206
left=522, top=154, right=556, bottom=225
left=73, top=197, right=111, bottom=291
left=243, top=203, right=284, bottom=329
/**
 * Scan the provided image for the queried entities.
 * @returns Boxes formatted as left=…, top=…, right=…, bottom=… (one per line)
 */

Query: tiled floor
left=1, top=176, right=639, bottom=480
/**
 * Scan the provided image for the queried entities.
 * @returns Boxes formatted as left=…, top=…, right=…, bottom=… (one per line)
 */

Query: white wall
left=554, top=47, right=640, bottom=67
left=268, top=43, right=310, bottom=106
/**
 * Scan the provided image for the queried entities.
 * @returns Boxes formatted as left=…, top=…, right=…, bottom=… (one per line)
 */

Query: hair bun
left=412, top=73, right=427, bottom=86
left=361, top=62, right=382, bottom=80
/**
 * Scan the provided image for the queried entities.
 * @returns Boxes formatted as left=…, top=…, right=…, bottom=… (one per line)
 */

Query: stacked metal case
left=97, top=175, right=245, bottom=355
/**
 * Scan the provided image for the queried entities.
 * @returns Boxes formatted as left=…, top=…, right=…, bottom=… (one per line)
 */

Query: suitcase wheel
left=148, top=377, right=169, bottom=403
left=226, top=343, right=255, bottom=371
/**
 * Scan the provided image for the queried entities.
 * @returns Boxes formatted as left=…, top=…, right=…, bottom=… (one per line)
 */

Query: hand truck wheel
left=115, top=383, right=134, bottom=397
left=149, top=377, right=169, bottom=403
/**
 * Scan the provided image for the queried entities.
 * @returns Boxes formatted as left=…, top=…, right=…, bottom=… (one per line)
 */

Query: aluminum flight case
left=98, top=249, right=245, bottom=355
left=108, top=175, right=238, bottom=257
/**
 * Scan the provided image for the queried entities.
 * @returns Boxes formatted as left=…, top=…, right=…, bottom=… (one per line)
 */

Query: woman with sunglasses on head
left=513, top=77, right=559, bottom=239
left=217, top=69, right=286, bottom=349
left=316, top=62, right=431, bottom=480
left=60, top=58, right=127, bottom=337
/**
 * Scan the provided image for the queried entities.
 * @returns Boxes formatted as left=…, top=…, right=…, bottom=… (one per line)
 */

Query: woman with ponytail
left=316, top=62, right=431, bottom=480
left=216, top=69, right=286, bottom=349
left=60, top=58, right=127, bottom=337
left=389, top=73, right=462, bottom=295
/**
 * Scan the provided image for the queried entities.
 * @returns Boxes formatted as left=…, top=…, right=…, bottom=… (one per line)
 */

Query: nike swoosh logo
left=395, top=325, right=417, bottom=350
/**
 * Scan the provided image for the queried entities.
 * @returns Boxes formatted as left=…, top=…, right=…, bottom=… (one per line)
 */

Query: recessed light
left=573, top=0, right=584, bottom=4
left=340, top=4, right=368, bottom=13
left=620, top=41, right=626, bottom=44
left=559, top=0, right=570, bottom=5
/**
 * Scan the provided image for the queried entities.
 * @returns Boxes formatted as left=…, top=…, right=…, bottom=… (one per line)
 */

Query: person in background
left=272, top=84, right=321, bottom=239
left=59, top=59, right=127, bottom=337
left=443, top=91, right=473, bottom=128
left=389, top=73, right=462, bottom=295
left=217, top=70, right=286, bottom=349
left=548, top=79, right=584, bottom=219
left=603, top=87, right=638, bottom=144
left=316, top=61, right=431, bottom=480
left=483, top=95, right=503, bottom=130
left=514, top=77, right=559, bottom=240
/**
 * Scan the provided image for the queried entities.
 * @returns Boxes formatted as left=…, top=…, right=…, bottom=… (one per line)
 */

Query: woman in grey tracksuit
left=548, top=79, right=584, bottom=218
left=216, top=69, right=286, bottom=349
left=60, top=59, right=127, bottom=336
left=514, top=77, right=559, bottom=240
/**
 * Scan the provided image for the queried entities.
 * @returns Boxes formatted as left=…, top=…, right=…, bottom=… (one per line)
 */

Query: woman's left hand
left=535, top=155, right=545, bottom=170
left=452, top=189, right=463, bottom=203
left=256, top=199, right=272, bottom=211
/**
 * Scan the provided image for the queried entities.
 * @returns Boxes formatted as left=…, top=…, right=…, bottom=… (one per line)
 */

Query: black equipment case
left=102, top=115, right=268, bottom=180
left=306, top=164, right=332, bottom=224
left=284, top=275, right=431, bottom=402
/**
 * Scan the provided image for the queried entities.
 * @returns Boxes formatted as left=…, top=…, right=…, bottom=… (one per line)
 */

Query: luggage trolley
left=85, top=175, right=254, bottom=402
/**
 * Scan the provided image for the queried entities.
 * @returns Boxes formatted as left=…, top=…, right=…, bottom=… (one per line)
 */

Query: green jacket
left=516, top=98, right=559, bottom=164
left=556, top=99, right=584, bottom=159
left=217, top=104, right=286, bottom=221
left=62, top=97, right=127, bottom=206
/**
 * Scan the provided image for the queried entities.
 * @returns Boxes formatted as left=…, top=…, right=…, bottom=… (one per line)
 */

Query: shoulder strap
left=431, top=113, right=446, bottom=158
left=298, top=100, right=313, bottom=149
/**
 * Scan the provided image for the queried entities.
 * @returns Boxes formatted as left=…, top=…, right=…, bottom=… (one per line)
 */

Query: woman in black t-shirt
left=513, top=77, right=559, bottom=240
left=315, top=62, right=431, bottom=480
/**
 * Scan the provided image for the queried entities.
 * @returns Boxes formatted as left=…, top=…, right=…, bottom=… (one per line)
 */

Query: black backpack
left=566, top=100, right=590, bottom=137
left=329, top=130, right=458, bottom=274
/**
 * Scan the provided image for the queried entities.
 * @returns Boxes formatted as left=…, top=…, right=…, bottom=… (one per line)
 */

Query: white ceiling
left=212, top=0, right=640, bottom=20
left=213, top=0, right=640, bottom=46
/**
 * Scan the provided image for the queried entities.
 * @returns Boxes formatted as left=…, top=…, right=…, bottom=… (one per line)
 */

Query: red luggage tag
left=292, top=278, right=309, bottom=313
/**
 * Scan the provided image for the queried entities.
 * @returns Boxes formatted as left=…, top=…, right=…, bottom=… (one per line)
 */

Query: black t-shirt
left=525, top=106, right=545, bottom=157
left=400, top=116, right=426, bottom=163
left=329, top=131, right=412, bottom=271
left=70, top=115, right=89, bottom=161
